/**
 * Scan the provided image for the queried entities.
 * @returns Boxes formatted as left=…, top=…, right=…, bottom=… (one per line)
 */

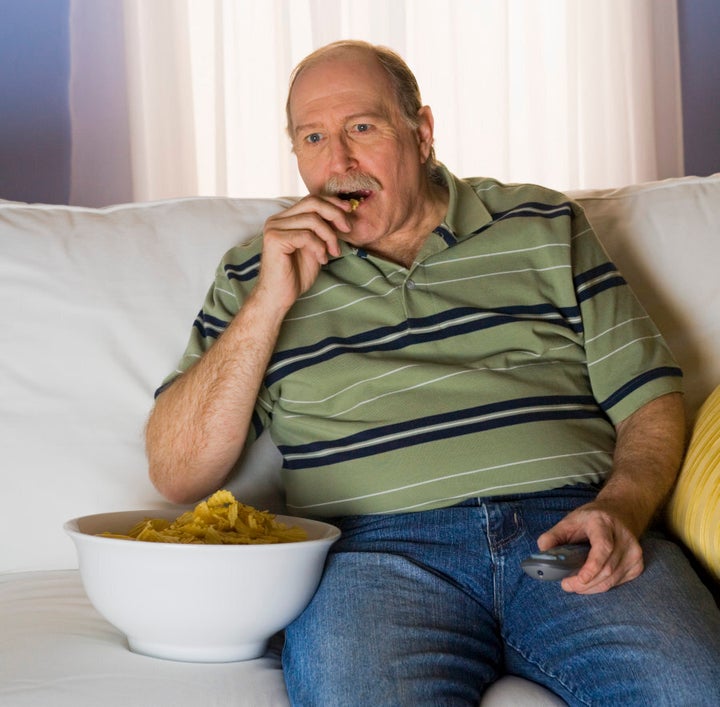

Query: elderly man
left=146, top=41, right=720, bottom=705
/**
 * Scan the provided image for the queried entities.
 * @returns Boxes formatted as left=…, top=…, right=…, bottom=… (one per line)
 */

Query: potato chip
left=99, top=490, right=307, bottom=544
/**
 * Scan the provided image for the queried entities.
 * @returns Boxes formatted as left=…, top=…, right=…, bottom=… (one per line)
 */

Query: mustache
left=324, top=173, right=381, bottom=195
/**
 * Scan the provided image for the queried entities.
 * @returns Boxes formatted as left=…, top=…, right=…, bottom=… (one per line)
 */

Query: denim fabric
left=283, top=485, right=720, bottom=706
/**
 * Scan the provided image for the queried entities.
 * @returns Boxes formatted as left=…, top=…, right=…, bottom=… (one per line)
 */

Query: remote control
left=521, top=543, right=591, bottom=581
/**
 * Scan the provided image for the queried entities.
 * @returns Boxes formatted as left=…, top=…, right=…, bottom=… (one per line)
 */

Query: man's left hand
left=536, top=501, right=644, bottom=594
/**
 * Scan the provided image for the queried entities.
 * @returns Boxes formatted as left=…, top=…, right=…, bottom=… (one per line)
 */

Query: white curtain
left=70, top=0, right=683, bottom=205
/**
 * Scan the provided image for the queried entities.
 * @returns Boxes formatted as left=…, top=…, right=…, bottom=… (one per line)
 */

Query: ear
left=415, top=105, right=435, bottom=164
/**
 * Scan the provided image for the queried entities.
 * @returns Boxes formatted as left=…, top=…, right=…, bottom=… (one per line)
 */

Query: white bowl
left=65, top=509, right=340, bottom=662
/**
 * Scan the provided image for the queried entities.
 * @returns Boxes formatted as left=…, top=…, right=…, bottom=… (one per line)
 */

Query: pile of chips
left=100, top=490, right=308, bottom=545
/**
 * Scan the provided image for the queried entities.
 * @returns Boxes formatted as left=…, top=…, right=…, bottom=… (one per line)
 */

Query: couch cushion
left=0, top=197, right=291, bottom=572
left=0, top=570, right=290, bottom=706
left=0, top=569, right=567, bottom=706
left=667, top=385, right=720, bottom=584
left=570, top=174, right=720, bottom=422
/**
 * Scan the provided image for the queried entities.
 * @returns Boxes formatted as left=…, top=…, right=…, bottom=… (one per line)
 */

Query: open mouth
left=338, top=190, right=373, bottom=211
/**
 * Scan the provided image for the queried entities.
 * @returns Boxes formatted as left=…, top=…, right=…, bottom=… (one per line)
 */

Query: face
left=288, top=49, right=435, bottom=250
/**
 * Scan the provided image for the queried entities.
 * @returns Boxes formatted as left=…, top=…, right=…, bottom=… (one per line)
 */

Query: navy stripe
left=599, top=367, right=683, bottom=412
left=265, top=304, right=582, bottom=387
left=433, top=225, right=457, bottom=246
left=278, top=395, right=602, bottom=470
left=225, top=254, right=261, bottom=282
left=574, top=262, right=617, bottom=287
left=574, top=262, right=626, bottom=303
left=492, top=201, right=574, bottom=221
left=250, top=409, right=265, bottom=440
left=576, top=276, right=627, bottom=303
left=154, top=380, right=173, bottom=399
left=473, top=201, right=573, bottom=236
left=193, top=311, right=229, bottom=339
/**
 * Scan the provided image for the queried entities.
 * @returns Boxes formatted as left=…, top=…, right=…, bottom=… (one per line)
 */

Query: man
left=146, top=41, right=720, bottom=705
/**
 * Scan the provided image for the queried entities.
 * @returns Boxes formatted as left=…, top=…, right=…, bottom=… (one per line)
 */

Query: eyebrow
left=293, top=121, right=322, bottom=138
left=293, top=111, right=388, bottom=138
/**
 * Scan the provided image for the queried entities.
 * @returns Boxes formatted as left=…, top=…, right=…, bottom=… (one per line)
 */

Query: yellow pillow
left=667, top=385, right=720, bottom=583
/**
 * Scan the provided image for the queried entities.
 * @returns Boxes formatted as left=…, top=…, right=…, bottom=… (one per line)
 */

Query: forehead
left=289, top=50, right=397, bottom=130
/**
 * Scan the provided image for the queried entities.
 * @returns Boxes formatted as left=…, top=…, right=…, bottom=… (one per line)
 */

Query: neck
left=368, top=181, right=449, bottom=268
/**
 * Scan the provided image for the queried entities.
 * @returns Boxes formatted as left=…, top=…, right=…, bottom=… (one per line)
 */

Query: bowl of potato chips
left=65, top=490, right=340, bottom=663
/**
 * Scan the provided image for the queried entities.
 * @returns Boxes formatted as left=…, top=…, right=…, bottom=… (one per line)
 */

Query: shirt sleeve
left=570, top=201, right=683, bottom=424
left=154, top=240, right=273, bottom=445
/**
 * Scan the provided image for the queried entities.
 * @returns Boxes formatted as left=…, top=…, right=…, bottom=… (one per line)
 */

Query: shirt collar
left=438, top=164, right=493, bottom=239
left=327, top=164, right=494, bottom=262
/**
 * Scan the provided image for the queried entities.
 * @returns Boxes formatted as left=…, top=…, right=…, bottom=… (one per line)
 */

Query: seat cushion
left=0, top=570, right=290, bottom=707
left=0, top=570, right=566, bottom=706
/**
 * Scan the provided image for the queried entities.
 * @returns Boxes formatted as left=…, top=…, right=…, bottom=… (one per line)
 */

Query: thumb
left=536, top=522, right=575, bottom=552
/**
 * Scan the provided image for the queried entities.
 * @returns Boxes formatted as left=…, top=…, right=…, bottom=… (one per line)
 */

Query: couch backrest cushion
left=0, top=197, right=291, bottom=572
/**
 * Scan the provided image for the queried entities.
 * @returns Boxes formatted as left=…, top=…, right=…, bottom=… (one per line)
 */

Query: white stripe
left=415, top=264, right=571, bottom=289
left=286, top=451, right=609, bottom=511
left=575, top=270, right=619, bottom=294
left=297, top=270, right=404, bottom=301
left=585, top=316, right=650, bottom=344
left=225, top=263, right=259, bottom=278
left=588, top=335, right=663, bottom=367
left=280, top=359, right=571, bottom=420
left=284, top=285, right=403, bottom=322
left=570, top=226, right=593, bottom=241
left=194, top=320, right=225, bottom=335
left=281, top=365, right=420, bottom=405
left=418, top=242, right=570, bottom=269
left=381, top=471, right=602, bottom=514
left=214, top=285, right=238, bottom=302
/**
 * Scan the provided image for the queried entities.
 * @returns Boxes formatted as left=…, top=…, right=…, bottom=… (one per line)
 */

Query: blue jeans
left=283, top=485, right=720, bottom=706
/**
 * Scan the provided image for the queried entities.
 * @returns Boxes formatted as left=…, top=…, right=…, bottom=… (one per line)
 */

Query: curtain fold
left=70, top=0, right=684, bottom=205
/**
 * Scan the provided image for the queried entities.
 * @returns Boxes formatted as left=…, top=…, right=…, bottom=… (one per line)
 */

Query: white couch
left=2, top=174, right=719, bottom=706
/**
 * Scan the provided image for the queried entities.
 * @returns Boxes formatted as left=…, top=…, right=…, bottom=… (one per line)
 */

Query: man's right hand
left=256, top=195, right=354, bottom=311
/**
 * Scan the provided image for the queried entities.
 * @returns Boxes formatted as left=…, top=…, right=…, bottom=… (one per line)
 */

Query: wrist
left=592, top=484, right=657, bottom=538
left=247, top=283, right=294, bottom=324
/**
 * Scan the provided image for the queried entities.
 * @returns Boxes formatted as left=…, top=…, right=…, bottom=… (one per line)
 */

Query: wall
left=0, top=0, right=717, bottom=205
left=677, top=0, right=720, bottom=177
left=0, top=0, right=71, bottom=203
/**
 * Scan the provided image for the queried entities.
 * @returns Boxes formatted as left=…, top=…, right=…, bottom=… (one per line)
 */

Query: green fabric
left=162, top=167, right=682, bottom=517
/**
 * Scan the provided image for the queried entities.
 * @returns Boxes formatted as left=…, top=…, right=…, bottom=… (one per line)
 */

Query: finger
left=273, top=195, right=353, bottom=235
left=536, top=522, right=585, bottom=552
left=536, top=529, right=565, bottom=552
left=266, top=214, right=344, bottom=259
left=562, top=541, right=644, bottom=594
left=563, top=558, right=642, bottom=594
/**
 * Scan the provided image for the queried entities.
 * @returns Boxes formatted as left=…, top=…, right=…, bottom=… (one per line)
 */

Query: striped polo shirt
left=161, top=167, right=682, bottom=517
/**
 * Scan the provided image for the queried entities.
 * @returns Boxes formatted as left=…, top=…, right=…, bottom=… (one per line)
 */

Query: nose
left=328, top=133, right=357, bottom=174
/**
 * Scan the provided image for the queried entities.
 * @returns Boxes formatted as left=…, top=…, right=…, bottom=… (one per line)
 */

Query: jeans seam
left=503, top=633, right=591, bottom=706
left=491, top=506, right=525, bottom=626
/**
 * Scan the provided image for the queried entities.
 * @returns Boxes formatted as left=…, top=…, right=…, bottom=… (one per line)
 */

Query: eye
left=354, top=123, right=371, bottom=134
left=305, top=132, right=323, bottom=144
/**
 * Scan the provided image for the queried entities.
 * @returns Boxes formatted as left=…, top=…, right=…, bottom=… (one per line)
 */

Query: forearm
left=146, top=288, right=288, bottom=504
left=597, top=391, right=686, bottom=537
